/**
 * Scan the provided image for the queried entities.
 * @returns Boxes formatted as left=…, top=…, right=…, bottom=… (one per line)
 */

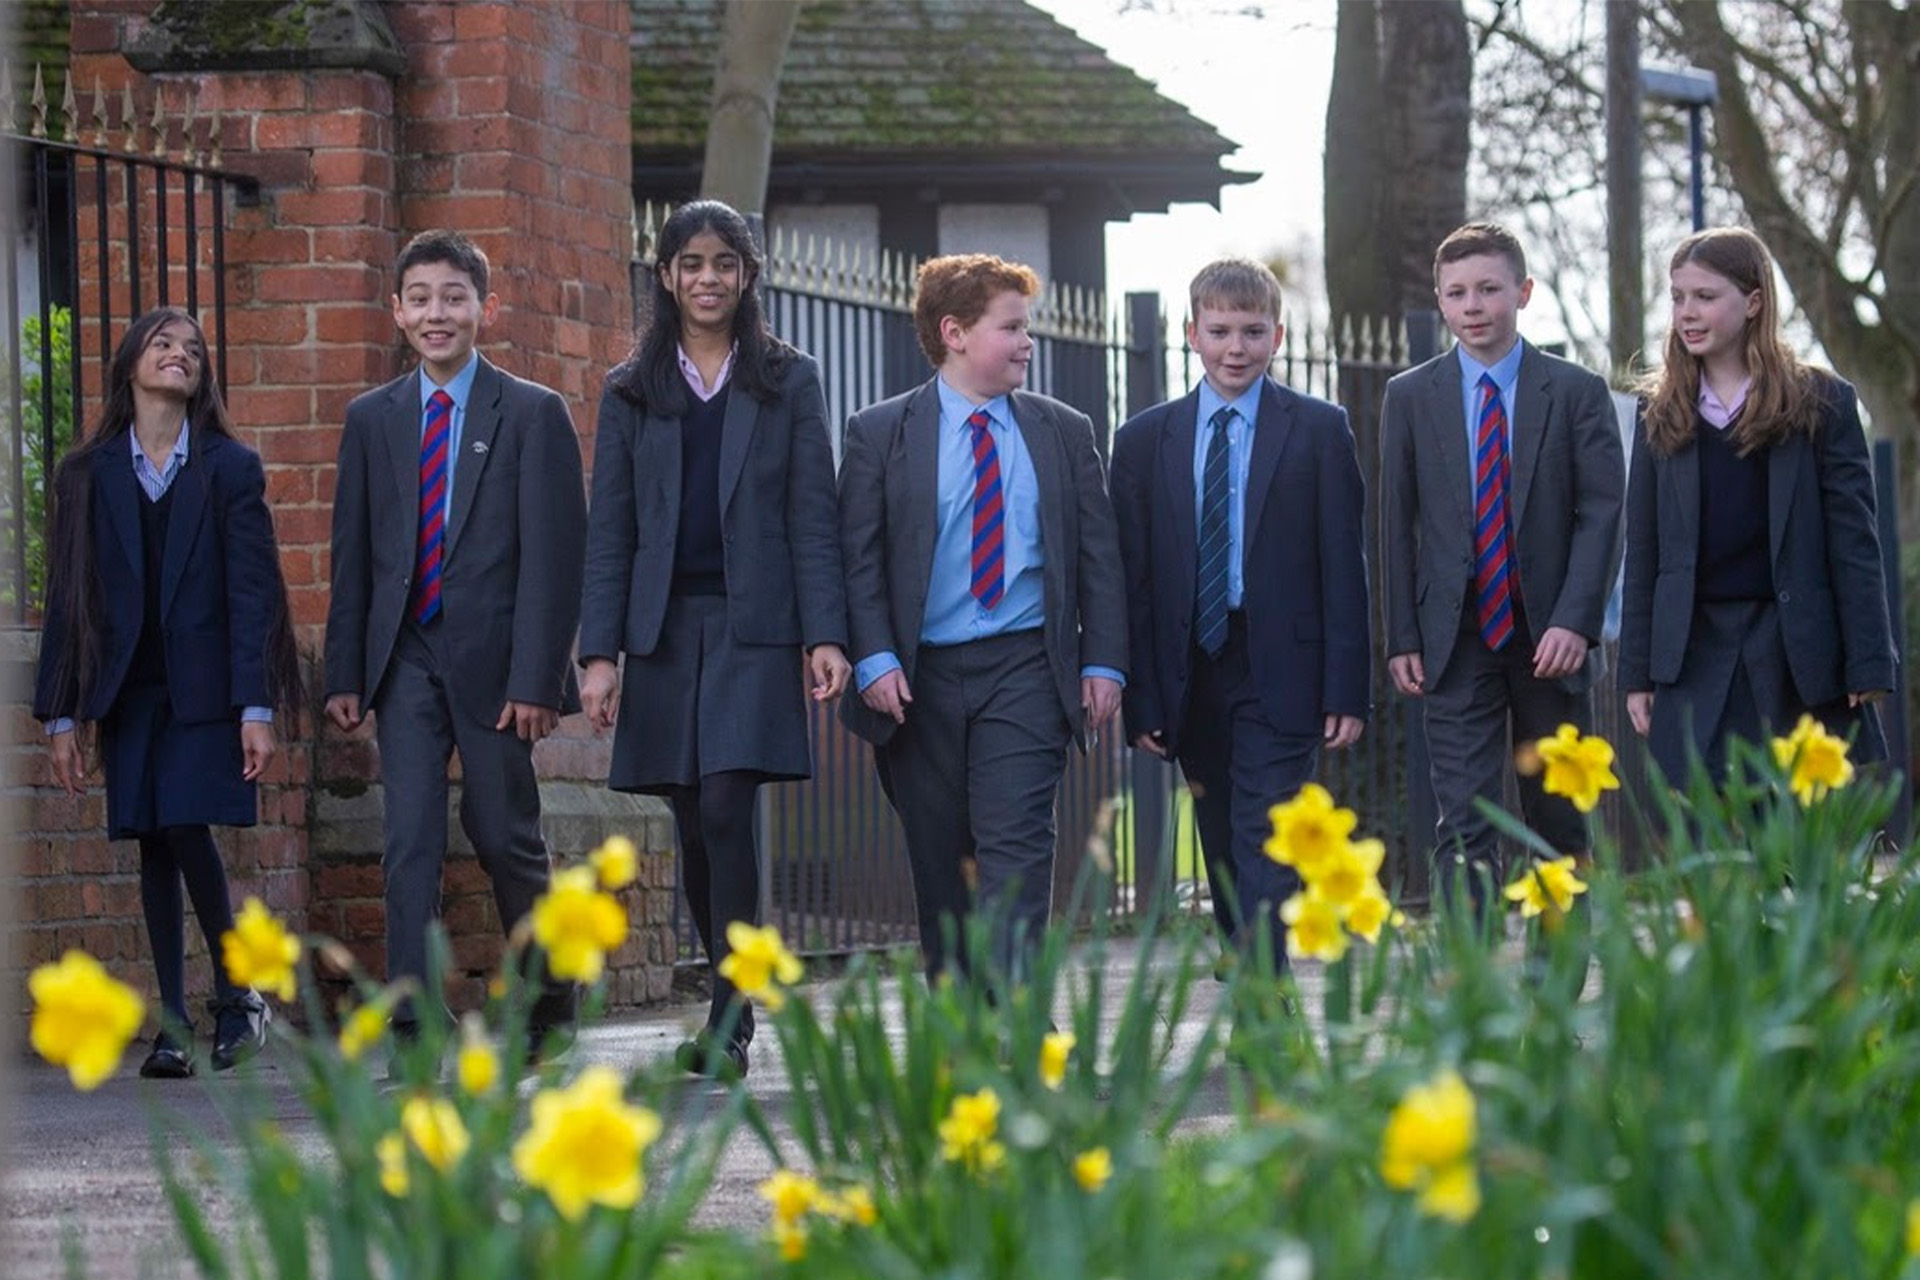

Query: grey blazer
left=1618, top=374, right=1897, bottom=703
left=577, top=354, right=847, bottom=660
left=1381, top=342, right=1625, bottom=691
left=324, top=355, right=587, bottom=716
left=837, top=378, right=1128, bottom=748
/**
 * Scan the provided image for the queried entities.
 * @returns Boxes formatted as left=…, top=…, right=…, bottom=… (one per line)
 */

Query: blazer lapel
left=382, top=372, right=424, bottom=540
left=1158, top=390, right=1201, bottom=567
left=158, top=438, right=209, bottom=620
left=1010, top=392, right=1062, bottom=592
left=1508, top=343, right=1553, bottom=531
left=1244, top=379, right=1297, bottom=546
left=445, top=358, right=503, bottom=560
left=99, top=447, right=144, bottom=592
left=1427, top=353, right=1472, bottom=530
left=639, top=407, right=682, bottom=538
left=718, top=386, right=759, bottom=518
left=1669, top=432, right=1701, bottom=554
left=904, top=381, right=942, bottom=611
left=1768, top=430, right=1804, bottom=567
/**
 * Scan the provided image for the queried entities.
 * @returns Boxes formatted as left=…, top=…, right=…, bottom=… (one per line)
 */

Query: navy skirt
left=100, top=682, right=257, bottom=839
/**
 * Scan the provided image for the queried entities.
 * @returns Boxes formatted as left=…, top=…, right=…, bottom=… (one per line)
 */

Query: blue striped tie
left=1195, top=407, right=1233, bottom=656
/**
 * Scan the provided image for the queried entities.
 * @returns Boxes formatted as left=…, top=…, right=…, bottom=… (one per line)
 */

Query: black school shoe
left=673, top=1032, right=749, bottom=1081
left=140, top=1032, right=195, bottom=1079
left=210, top=991, right=271, bottom=1072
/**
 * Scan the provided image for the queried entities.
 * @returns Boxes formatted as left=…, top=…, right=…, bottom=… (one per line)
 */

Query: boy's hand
left=1626, top=691, right=1653, bottom=738
left=241, top=721, right=277, bottom=781
left=48, top=729, right=87, bottom=796
left=861, top=669, right=913, bottom=724
left=1388, top=653, right=1425, bottom=696
left=1132, top=731, right=1169, bottom=759
left=325, top=693, right=364, bottom=731
left=808, top=644, right=852, bottom=703
left=497, top=700, right=559, bottom=742
left=580, top=658, right=620, bottom=731
left=1323, top=715, right=1364, bottom=750
left=1531, top=627, right=1588, bottom=680
left=1081, top=676, right=1122, bottom=733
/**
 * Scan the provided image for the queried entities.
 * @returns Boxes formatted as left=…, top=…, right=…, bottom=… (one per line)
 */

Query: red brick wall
left=6, top=1, right=677, bottom=1025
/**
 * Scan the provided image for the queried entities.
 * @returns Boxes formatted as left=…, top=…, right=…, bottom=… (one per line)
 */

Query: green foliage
left=1, top=305, right=77, bottom=614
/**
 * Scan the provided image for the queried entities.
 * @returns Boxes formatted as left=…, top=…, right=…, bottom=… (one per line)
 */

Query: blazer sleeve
left=32, top=462, right=87, bottom=722
left=1546, top=370, right=1626, bottom=643
left=838, top=408, right=897, bottom=666
left=579, top=384, right=636, bottom=664
left=1815, top=381, right=1897, bottom=694
left=1317, top=405, right=1372, bottom=719
left=785, top=359, right=849, bottom=651
left=1066, top=405, right=1127, bottom=676
left=506, top=387, right=588, bottom=708
left=323, top=405, right=373, bottom=699
left=1618, top=417, right=1657, bottom=694
left=1379, top=378, right=1423, bottom=659
left=1109, top=416, right=1163, bottom=735
left=219, top=445, right=281, bottom=710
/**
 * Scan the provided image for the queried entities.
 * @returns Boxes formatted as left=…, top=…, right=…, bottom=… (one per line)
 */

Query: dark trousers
left=1175, top=613, right=1321, bottom=967
left=1423, top=607, right=1591, bottom=914
left=877, top=629, right=1070, bottom=983
left=139, top=824, right=240, bottom=1032
left=374, top=621, right=567, bottom=1026
left=667, top=770, right=762, bottom=1044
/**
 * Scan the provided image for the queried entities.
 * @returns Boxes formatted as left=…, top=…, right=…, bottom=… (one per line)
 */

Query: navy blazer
left=1619, top=373, right=1898, bottom=703
left=1110, top=378, right=1371, bottom=751
left=34, top=431, right=280, bottom=725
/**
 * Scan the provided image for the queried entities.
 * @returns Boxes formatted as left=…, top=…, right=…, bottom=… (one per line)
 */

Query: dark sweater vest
left=672, top=386, right=728, bottom=596
left=128, top=484, right=174, bottom=688
left=1695, top=418, right=1773, bottom=602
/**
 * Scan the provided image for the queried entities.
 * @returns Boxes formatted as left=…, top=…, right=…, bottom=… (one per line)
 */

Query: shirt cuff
left=242, top=706, right=274, bottom=725
left=45, top=718, right=75, bottom=736
left=854, top=652, right=903, bottom=691
left=1081, top=665, right=1126, bottom=688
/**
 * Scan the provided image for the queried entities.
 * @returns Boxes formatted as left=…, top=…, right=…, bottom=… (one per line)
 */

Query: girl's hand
left=1848, top=690, right=1888, bottom=708
left=808, top=644, right=852, bottom=703
left=49, top=729, right=87, bottom=796
left=1626, top=691, right=1654, bottom=738
left=580, top=658, right=620, bottom=731
left=241, top=721, right=277, bottom=781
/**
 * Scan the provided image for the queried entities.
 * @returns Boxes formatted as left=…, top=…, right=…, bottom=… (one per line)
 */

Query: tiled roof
left=631, top=0, right=1239, bottom=159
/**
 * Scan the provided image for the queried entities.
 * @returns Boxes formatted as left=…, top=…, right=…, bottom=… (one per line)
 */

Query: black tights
left=137, top=824, right=240, bottom=1031
left=668, top=770, right=763, bottom=1040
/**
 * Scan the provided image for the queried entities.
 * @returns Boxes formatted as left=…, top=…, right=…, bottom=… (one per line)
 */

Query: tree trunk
left=1324, top=0, right=1390, bottom=332
left=1605, top=0, right=1644, bottom=384
left=699, top=0, right=803, bottom=218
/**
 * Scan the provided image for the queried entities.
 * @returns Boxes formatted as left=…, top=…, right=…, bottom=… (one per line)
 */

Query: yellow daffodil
left=221, top=898, right=301, bottom=1001
left=29, top=951, right=145, bottom=1091
left=938, top=1088, right=1007, bottom=1174
left=530, top=867, right=628, bottom=984
left=1502, top=856, right=1589, bottom=919
left=400, top=1095, right=470, bottom=1172
left=337, top=1000, right=389, bottom=1062
left=822, top=1185, right=877, bottom=1226
left=773, top=1220, right=808, bottom=1262
left=760, top=1169, right=823, bottom=1228
left=1905, top=1198, right=1920, bottom=1257
left=512, top=1066, right=662, bottom=1220
left=1345, top=883, right=1399, bottom=945
left=1771, top=714, right=1854, bottom=806
left=375, top=1132, right=409, bottom=1197
left=1535, top=724, right=1620, bottom=814
left=1380, top=1069, right=1479, bottom=1222
left=1280, top=890, right=1349, bottom=963
left=1315, top=837, right=1386, bottom=908
left=719, top=922, right=804, bottom=1012
left=1073, top=1146, right=1112, bottom=1192
left=457, top=1016, right=499, bottom=1095
left=1039, top=1030, right=1075, bottom=1090
left=589, top=835, right=639, bottom=891
left=1264, top=784, right=1358, bottom=880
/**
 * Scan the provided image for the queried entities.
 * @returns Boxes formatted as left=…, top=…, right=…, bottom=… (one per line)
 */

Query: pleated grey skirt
left=607, top=594, right=813, bottom=793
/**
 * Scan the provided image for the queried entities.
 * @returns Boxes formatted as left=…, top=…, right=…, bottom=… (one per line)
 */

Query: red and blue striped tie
left=968, top=409, right=1005, bottom=610
left=412, top=388, right=452, bottom=624
left=1472, top=373, right=1514, bottom=650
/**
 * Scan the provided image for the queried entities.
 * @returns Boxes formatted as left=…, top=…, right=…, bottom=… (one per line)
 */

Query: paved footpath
left=2, top=938, right=1313, bottom=1279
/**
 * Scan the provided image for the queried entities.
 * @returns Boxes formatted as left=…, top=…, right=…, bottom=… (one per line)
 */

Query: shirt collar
left=936, top=375, right=1011, bottom=432
left=1196, top=376, right=1264, bottom=429
left=129, top=420, right=191, bottom=469
left=421, top=352, right=481, bottom=410
left=677, top=342, right=738, bottom=400
left=1699, top=377, right=1750, bottom=430
left=1458, top=337, right=1526, bottom=392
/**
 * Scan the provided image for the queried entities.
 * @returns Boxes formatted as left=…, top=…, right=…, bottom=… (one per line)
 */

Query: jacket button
left=1778, top=590, right=1791, bottom=603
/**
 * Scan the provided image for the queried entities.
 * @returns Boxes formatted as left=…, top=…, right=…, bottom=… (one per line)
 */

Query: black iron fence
left=2, top=68, right=256, bottom=620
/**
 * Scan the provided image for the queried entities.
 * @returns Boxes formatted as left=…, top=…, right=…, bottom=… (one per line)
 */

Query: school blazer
left=837, top=379, right=1128, bottom=749
left=324, top=355, right=587, bottom=717
left=1618, top=375, right=1897, bottom=703
left=1381, top=342, right=1625, bottom=691
left=34, top=432, right=280, bottom=725
left=1109, top=379, right=1371, bottom=752
left=577, top=355, right=848, bottom=660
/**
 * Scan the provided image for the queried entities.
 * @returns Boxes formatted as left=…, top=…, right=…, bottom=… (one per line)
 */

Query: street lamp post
left=1641, top=63, right=1719, bottom=231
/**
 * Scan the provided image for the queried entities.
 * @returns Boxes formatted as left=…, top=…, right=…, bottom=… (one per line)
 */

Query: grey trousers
left=877, top=629, right=1071, bottom=983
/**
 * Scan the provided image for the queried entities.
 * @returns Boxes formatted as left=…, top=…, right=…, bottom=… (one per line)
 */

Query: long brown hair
left=43, top=308, right=303, bottom=724
left=1638, top=227, right=1817, bottom=458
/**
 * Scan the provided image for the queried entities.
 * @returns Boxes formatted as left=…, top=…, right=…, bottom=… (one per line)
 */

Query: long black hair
left=607, top=199, right=794, bottom=412
left=43, top=307, right=304, bottom=725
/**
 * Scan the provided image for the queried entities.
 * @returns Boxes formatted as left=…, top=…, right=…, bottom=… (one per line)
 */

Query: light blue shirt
left=1193, top=379, right=1263, bottom=610
left=854, top=376, right=1124, bottom=692
left=419, top=351, right=481, bottom=526
left=1458, top=339, right=1525, bottom=497
left=48, top=423, right=271, bottom=735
